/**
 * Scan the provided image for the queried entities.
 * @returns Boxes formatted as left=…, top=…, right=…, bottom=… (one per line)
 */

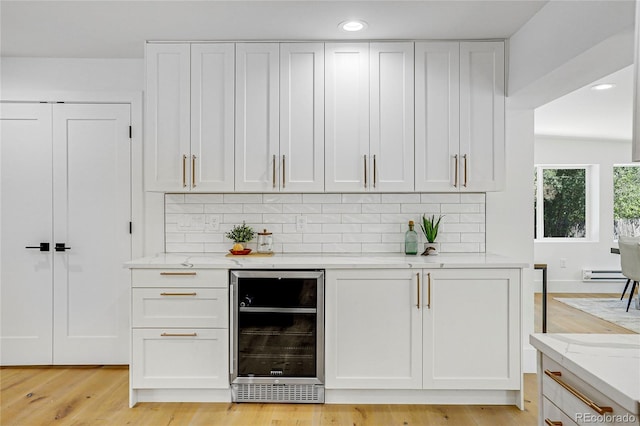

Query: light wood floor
left=1, top=293, right=635, bottom=426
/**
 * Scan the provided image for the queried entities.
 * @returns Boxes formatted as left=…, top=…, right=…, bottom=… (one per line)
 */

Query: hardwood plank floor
left=1, top=293, right=635, bottom=426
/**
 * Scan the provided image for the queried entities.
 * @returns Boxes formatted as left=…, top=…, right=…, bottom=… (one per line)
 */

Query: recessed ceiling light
left=339, top=20, right=368, bottom=32
left=591, top=83, right=616, bottom=91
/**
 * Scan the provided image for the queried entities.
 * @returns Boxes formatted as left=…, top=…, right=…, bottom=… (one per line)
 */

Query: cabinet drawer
left=543, top=396, right=579, bottom=426
left=132, top=269, right=227, bottom=288
left=542, top=356, right=638, bottom=425
left=132, top=288, right=228, bottom=328
left=132, top=328, right=229, bottom=389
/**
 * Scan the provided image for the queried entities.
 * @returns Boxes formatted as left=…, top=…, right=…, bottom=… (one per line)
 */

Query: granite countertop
left=530, top=333, right=640, bottom=415
left=126, top=252, right=529, bottom=269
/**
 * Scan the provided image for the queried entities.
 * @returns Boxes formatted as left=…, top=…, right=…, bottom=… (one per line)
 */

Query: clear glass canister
left=257, top=229, right=273, bottom=253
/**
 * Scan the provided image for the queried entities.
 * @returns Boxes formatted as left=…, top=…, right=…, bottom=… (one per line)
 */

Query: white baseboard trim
left=533, top=280, right=625, bottom=293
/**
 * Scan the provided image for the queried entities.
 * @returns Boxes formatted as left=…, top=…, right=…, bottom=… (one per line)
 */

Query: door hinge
left=129, top=222, right=132, bottom=234
left=129, top=126, right=132, bottom=139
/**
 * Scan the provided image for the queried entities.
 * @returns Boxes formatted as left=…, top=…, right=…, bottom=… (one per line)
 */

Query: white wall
left=534, top=135, right=633, bottom=292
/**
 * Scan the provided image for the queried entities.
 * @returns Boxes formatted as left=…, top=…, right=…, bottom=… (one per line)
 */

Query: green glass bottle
left=404, top=220, right=419, bottom=255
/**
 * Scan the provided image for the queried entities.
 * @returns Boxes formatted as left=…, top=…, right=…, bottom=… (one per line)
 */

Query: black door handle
left=25, top=242, right=50, bottom=252
left=55, top=243, right=71, bottom=252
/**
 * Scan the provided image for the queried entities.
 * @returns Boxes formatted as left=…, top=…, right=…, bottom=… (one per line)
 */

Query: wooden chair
left=618, top=236, right=640, bottom=312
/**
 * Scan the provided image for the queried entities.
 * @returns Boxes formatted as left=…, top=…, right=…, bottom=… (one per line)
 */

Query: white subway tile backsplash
left=342, top=194, right=381, bottom=203
left=223, top=194, right=262, bottom=204
left=263, top=194, right=302, bottom=204
left=165, top=192, right=486, bottom=255
left=322, top=203, right=361, bottom=214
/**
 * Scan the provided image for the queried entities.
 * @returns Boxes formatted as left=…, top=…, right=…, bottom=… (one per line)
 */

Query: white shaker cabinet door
left=191, top=43, right=235, bottom=191
left=422, top=269, right=520, bottom=390
left=52, top=104, right=131, bottom=365
left=459, top=41, right=505, bottom=192
left=0, top=103, right=54, bottom=365
left=145, top=43, right=191, bottom=191
left=369, top=42, right=414, bottom=192
left=325, top=269, right=422, bottom=389
left=280, top=43, right=325, bottom=192
left=235, top=43, right=280, bottom=192
left=325, top=43, right=370, bottom=192
left=415, top=42, right=461, bottom=192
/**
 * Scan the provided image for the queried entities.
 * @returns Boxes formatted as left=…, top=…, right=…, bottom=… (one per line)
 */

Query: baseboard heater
left=582, top=269, right=626, bottom=282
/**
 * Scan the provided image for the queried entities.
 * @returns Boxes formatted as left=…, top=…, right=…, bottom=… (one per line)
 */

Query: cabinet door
left=132, top=328, right=229, bottom=389
left=459, top=42, right=505, bottom=192
left=145, top=43, right=191, bottom=191
left=325, top=43, right=370, bottom=192
left=0, top=103, right=54, bottom=365
left=52, top=104, right=131, bottom=365
left=422, top=269, right=520, bottom=390
left=325, top=269, right=422, bottom=389
left=235, top=43, right=280, bottom=192
left=280, top=43, right=325, bottom=192
left=370, top=42, right=414, bottom=192
left=415, top=42, right=460, bottom=192
left=191, top=43, right=235, bottom=191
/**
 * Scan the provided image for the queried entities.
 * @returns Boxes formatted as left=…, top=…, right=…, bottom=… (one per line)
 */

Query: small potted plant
left=225, top=222, right=255, bottom=254
left=420, top=214, right=444, bottom=256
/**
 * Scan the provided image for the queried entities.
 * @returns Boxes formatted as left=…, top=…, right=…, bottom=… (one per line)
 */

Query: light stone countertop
left=530, top=333, right=640, bottom=415
left=125, top=252, right=529, bottom=269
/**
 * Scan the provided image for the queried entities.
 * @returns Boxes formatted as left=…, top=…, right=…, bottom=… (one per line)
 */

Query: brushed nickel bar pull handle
left=545, top=420, right=562, bottom=426
left=272, top=154, right=276, bottom=188
left=416, top=273, right=420, bottom=310
left=192, top=155, right=196, bottom=188
left=182, top=154, right=187, bottom=188
left=160, top=292, right=197, bottom=296
left=454, top=154, right=459, bottom=188
left=364, top=155, right=368, bottom=188
left=463, top=154, right=468, bottom=187
left=427, top=272, right=431, bottom=309
left=544, top=370, right=613, bottom=415
left=160, top=272, right=197, bottom=276
left=373, top=154, right=377, bottom=188
left=161, top=332, right=197, bottom=337
left=282, top=155, right=286, bottom=188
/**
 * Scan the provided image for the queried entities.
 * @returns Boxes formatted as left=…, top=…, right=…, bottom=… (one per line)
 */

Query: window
left=534, top=166, right=592, bottom=240
left=613, top=165, right=640, bottom=239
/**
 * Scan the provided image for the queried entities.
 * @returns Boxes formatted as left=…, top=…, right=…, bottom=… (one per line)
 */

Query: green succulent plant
left=225, top=222, right=255, bottom=243
left=420, top=214, right=444, bottom=243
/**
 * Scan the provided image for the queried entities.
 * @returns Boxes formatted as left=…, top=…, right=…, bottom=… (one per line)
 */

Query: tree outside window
left=535, top=166, right=588, bottom=239
left=613, top=165, right=640, bottom=239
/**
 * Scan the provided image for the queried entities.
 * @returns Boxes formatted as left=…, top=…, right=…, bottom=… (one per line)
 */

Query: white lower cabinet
left=130, top=269, right=229, bottom=405
left=325, top=268, right=521, bottom=396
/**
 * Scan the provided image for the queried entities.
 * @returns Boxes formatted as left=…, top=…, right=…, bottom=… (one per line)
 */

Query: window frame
left=612, top=163, right=640, bottom=241
left=534, top=164, right=597, bottom=242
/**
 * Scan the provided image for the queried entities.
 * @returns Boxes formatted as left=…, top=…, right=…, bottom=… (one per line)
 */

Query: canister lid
left=258, top=229, right=272, bottom=235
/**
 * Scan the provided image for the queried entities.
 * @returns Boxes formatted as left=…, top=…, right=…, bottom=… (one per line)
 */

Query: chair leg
left=626, top=281, right=638, bottom=312
left=621, top=279, right=631, bottom=300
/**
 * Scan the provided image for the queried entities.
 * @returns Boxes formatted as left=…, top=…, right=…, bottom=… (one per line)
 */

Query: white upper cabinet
left=326, top=43, right=414, bottom=192
left=145, top=43, right=191, bottom=191
left=235, top=43, right=280, bottom=192
left=191, top=43, right=235, bottom=192
left=415, top=41, right=504, bottom=192
left=279, top=43, right=325, bottom=192
left=145, top=43, right=235, bottom=191
left=325, top=43, right=370, bottom=192
left=370, top=42, right=415, bottom=192
left=415, top=42, right=460, bottom=192
left=459, top=41, right=505, bottom=192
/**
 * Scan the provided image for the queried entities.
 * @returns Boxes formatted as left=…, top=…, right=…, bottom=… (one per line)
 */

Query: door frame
left=1, top=90, right=143, bottom=260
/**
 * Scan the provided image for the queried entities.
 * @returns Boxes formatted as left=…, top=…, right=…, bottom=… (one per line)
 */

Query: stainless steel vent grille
left=232, top=384, right=324, bottom=403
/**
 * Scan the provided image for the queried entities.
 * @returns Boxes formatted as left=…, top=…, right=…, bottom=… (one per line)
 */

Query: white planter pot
left=422, top=242, right=440, bottom=256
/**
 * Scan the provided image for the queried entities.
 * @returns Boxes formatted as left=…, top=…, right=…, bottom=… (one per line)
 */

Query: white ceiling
left=0, top=0, right=547, bottom=58
left=535, top=65, right=633, bottom=141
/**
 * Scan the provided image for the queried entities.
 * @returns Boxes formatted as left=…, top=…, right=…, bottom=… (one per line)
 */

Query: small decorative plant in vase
left=420, top=214, right=444, bottom=256
left=225, top=222, right=255, bottom=254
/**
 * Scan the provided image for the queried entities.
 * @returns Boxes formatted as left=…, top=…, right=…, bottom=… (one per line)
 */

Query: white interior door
left=0, top=103, right=54, bottom=365
left=52, top=103, right=131, bottom=364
